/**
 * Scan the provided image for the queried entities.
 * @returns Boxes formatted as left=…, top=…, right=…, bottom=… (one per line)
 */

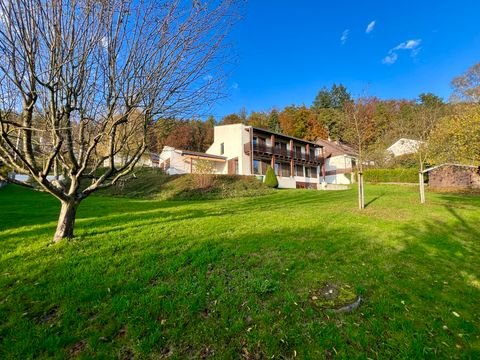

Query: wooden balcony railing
left=244, top=142, right=323, bottom=164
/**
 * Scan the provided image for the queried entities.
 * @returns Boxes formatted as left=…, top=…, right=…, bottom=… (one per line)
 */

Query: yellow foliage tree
left=428, top=105, right=480, bottom=165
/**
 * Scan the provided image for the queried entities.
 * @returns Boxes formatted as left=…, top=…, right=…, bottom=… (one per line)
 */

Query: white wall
left=206, top=124, right=251, bottom=175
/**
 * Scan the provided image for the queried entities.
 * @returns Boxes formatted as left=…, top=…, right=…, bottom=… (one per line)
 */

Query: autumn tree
left=0, top=0, right=238, bottom=242
left=451, top=63, right=480, bottom=103
left=428, top=104, right=480, bottom=165
left=220, top=113, right=244, bottom=125
left=344, top=97, right=377, bottom=209
left=247, top=111, right=269, bottom=128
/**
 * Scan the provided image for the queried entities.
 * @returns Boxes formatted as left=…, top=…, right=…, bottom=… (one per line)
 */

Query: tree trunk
left=419, top=172, right=426, bottom=204
left=53, top=200, right=79, bottom=242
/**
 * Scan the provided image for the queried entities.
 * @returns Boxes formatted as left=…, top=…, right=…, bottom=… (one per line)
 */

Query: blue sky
left=210, top=0, right=480, bottom=118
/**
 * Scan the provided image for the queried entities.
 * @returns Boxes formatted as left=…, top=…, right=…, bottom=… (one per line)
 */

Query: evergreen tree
left=267, top=109, right=282, bottom=133
left=264, top=166, right=279, bottom=188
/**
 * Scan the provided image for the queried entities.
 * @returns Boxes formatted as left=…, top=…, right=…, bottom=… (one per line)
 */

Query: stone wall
left=428, top=165, right=480, bottom=190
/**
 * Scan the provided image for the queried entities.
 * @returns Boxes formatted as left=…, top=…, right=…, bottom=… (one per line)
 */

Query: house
left=159, top=146, right=227, bottom=175
left=423, top=163, right=480, bottom=191
left=387, top=138, right=424, bottom=157
left=160, top=124, right=325, bottom=189
left=316, top=139, right=357, bottom=185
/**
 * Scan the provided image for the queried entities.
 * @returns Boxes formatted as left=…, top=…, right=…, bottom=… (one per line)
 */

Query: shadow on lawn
left=397, top=203, right=480, bottom=297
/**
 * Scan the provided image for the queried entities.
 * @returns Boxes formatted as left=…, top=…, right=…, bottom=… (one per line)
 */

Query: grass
left=96, top=169, right=273, bottom=200
left=0, top=183, right=479, bottom=359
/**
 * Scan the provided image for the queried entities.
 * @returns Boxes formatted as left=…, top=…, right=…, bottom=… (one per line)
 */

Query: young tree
left=0, top=0, right=238, bottom=242
left=414, top=93, right=445, bottom=203
left=344, top=98, right=377, bottom=209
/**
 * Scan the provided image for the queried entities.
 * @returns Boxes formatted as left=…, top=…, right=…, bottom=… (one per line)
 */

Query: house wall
left=429, top=165, right=480, bottom=190
left=324, top=155, right=354, bottom=185
left=159, top=147, right=192, bottom=175
left=206, top=124, right=251, bottom=175
left=159, top=146, right=226, bottom=175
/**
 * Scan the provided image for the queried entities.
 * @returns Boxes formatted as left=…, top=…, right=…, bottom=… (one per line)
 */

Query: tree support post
left=419, top=171, right=426, bottom=204
left=357, top=171, right=365, bottom=209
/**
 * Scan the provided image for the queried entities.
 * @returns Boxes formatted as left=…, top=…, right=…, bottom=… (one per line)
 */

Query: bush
left=363, top=168, right=419, bottom=183
left=264, top=166, right=278, bottom=188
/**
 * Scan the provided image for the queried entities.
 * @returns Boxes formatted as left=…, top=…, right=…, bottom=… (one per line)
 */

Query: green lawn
left=0, top=184, right=479, bottom=359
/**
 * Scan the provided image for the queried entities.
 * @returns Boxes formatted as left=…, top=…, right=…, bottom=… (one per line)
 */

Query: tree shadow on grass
left=364, top=192, right=385, bottom=208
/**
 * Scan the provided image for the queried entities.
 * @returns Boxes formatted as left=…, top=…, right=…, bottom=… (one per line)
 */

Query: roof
left=315, top=139, right=357, bottom=157
left=179, top=149, right=226, bottom=161
left=251, top=126, right=322, bottom=147
left=387, top=138, right=424, bottom=151
left=422, top=163, right=479, bottom=173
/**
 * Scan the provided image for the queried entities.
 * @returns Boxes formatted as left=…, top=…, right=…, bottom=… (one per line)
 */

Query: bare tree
left=0, top=0, right=238, bottom=242
left=344, top=97, right=377, bottom=209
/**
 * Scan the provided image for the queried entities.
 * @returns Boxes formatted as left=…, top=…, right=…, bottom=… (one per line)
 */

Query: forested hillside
left=149, top=63, right=480, bottom=169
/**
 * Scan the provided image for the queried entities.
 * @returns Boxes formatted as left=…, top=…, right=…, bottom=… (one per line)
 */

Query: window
left=281, top=163, right=290, bottom=177
left=220, top=143, right=224, bottom=155
left=261, top=160, right=268, bottom=174
left=274, top=162, right=280, bottom=176
left=253, top=159, right=261, bottom=175
left=310, top=167, right=318, bottom=178
left=252, top=136, right=258, bottom=146
left=295, top=165, right=304, bottom=177
left=306, top=167, right=312, bottom=177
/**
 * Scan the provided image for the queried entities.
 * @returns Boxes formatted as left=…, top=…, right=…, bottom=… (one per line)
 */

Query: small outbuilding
left=423, top=163, right=480, bottom=191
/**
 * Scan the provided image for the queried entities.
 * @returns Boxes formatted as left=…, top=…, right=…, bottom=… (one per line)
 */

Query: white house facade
left=160, top=124, right=325, bottom=189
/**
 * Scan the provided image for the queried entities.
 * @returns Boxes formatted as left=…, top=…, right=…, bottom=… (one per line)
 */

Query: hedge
left=363, top=168, right=420, bottom=183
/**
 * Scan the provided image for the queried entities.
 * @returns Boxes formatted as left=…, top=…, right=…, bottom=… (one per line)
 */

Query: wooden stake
left=419, top=172, right=425, bottom=204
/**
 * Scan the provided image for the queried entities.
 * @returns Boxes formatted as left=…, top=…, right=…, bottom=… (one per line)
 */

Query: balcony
left=244, top=142, right=323, bottom=164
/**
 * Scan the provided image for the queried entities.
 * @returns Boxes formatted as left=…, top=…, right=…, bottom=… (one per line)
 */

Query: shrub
left=264, top=166, right=278, bottom=188
left=193, top=159, right=216, bottom=189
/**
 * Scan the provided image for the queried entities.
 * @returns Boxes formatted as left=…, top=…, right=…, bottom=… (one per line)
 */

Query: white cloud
left=366, top=20, right=376, bottom=34
left=393, top=39, right=422, bottom=51
left=382, top=39, right=422, bottom=65
left=203, top=74, right=213, bottom=82
left=382, top=53, right=398, bottom=65
left=340, top=29, right=349, bottom=45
